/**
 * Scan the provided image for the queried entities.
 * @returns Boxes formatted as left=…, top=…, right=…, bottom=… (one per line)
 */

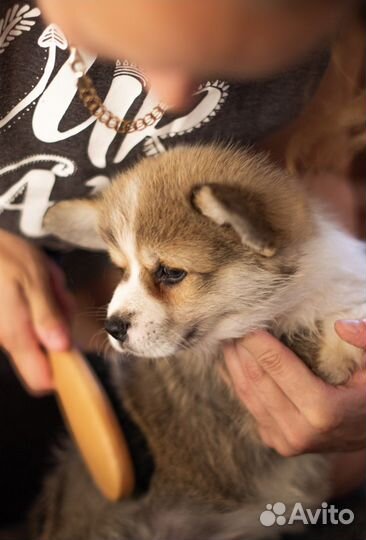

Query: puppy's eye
left=155, top=264, right=187, bottom=285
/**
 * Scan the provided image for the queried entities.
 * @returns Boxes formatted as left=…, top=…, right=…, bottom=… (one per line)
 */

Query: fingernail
left=44, top=329, right=70, bottom=350
left=336, top=320, right=362, bottom=335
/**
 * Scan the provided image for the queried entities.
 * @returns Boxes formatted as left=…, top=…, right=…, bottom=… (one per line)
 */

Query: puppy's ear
left=43, top=199, right=106, bottom=250
left=193, top=184, right=276, bottom=257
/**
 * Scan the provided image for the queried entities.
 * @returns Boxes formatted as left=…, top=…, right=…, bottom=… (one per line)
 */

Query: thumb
left=24, top=263, right=71, bottom=352
left=335, top=319, right=366, bottom=350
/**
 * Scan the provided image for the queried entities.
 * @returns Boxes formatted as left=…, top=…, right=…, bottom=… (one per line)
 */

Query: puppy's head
left=44, top=145, right=313, bottom=358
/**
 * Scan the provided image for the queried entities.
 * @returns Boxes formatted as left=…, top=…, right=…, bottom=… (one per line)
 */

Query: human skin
left=224, top=322, right=366, bottom=496
left=224, top=322, right=366, bottom=457
left=0, top=229, right=73, bottom=393
left=37, top=0, right=353, bottom=108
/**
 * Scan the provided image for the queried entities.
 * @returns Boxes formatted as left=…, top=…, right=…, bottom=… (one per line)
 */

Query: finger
left=224, top=344, right=274, bottom=430
left=47, top=258, right=75, bottom=321
left=6, top=338, right=54, bottom=395
left=335, top=319, right=366, bottom=350
left=240, top=331, right=327, bottom=411
left=232, top=341, right=309, bottom=436
left=230, top=344, right=311, bottom=456
left=0, top=287, right=53, bottom=393
left=146, top=69, right=198, bottom=110
left=225, top=343, right=316, bottom=455
left=21, top=258, right=71, bottom=351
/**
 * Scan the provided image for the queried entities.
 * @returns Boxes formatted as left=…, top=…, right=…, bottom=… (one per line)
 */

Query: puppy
left=36, top=145, right=365, bottom=540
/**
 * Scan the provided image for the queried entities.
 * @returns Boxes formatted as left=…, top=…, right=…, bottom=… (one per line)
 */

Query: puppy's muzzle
left=104, top=317, right=130, bottom=343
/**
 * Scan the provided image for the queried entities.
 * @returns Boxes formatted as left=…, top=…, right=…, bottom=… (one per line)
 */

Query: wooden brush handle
left=49, top=349, right=135, bottom=501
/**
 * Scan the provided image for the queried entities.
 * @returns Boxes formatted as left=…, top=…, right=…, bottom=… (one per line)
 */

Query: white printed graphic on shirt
left=0, top=12, right=230, bottom=239
left=88, top=61, right=148, bottom=168
left=0, top=3, right=40, bottom=55
left=0, top=155, right=75, bottom=237
left=0, top=24, right=67, bottom=129
left=141, top=80, right=229, bottom=158
left=32, top=45, right=97, bottom=141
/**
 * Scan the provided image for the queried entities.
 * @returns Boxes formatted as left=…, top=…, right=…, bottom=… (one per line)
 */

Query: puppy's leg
left=317, top=305, right=366, bottom=385
left=280, top=305, right=365, bottom=385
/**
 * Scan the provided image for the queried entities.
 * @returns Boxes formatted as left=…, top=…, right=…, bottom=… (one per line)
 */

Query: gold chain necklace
left=69, top=47, right=167, bottom=134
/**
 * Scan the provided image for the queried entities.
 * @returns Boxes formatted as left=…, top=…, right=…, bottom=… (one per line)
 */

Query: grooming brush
left=49, top=349, right=135, bottom=501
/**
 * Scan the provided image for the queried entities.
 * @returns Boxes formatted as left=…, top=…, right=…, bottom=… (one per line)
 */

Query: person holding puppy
left=0, top=0, right=364, bottom=525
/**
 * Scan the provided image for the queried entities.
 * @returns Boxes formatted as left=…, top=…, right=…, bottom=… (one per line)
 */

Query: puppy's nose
left=104, top=317, right=130, bottom=343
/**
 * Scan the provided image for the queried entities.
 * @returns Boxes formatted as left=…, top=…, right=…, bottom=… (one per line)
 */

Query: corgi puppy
left=37, top=145, right=365, bottom=540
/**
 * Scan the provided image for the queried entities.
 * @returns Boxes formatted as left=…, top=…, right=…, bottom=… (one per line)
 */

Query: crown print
left=114, top=60, right=148, bottom=87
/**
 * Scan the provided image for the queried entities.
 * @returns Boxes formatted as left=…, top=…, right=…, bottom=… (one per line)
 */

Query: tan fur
left=100, top=145, right=313, bottom=252
left=37, top=145, right=365, bottom=540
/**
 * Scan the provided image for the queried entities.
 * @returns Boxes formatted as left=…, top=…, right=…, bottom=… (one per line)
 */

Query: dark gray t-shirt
left=0, top=0, right=329, bottom=247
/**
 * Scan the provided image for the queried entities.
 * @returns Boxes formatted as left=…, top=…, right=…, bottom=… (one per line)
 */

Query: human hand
left=0, top=229, right=73, bottom=393
left=224, top=325, right=366, bottom=456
